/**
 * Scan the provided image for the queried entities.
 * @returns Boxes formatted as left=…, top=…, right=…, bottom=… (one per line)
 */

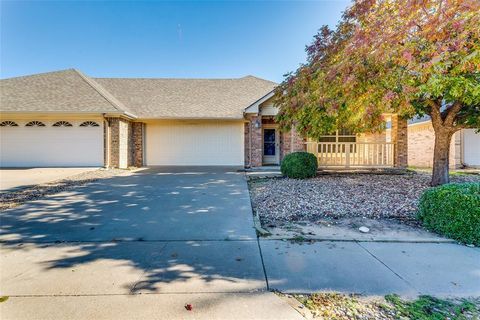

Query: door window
left=264, top=129, right=276, bottom=156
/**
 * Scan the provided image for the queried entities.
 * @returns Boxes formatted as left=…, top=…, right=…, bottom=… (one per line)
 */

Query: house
left=408, top=118, right=480, bottom=168
left=0, top=69, right=409, bottom=169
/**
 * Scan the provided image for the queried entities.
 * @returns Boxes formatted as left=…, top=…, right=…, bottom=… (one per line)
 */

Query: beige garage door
left=464, top=129, right=480, bottom=167
left=0, top=120, right=103, bottom=167
left=146, top=120, right=244, bottom=166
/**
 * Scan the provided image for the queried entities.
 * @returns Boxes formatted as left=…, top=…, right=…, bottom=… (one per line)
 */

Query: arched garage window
left=0, top=121, right=19, bottom=127
left=52, top=121, right=73, bottom=127
left=79, top=121, right=100, bottom=127
left=25, top=121, right=46, bottom=127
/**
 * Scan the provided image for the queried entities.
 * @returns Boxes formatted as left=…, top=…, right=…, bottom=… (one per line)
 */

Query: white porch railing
left=306, top=142, right=395, bottom=168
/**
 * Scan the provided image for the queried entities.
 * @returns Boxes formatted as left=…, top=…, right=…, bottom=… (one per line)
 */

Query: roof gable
left=0, top=69, right=126, bottom=115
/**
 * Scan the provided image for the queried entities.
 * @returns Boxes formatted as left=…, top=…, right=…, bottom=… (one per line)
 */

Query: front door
left=262, top=127, right=279, bottom=165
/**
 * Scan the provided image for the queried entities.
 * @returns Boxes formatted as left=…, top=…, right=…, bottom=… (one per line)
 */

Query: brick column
left=391, top=114, right=408, bottom=168
left=246, top=115, right=263, bottom=167
left=291, top=125, right=305, bottom=152
left=132, top=122, right=144, bottom=167
left=106, top=117, right=131, bottom=169
left=281, top=125, right=305, bottom=161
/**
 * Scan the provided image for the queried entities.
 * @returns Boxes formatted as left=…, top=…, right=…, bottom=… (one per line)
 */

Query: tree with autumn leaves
left=274, top=0, right=480, bottom=186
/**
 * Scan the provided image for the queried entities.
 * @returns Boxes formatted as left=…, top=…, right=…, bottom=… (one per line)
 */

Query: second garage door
left=463, top=129, right=480, bottom=167
left=146, top=120, right=244, bottom=166
left=0, top=119, right=104, bottom=167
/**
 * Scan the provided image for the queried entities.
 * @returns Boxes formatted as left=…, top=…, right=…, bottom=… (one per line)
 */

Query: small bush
left=418, top=183, right=480, bottom=246
left=281, top=152, right=318, bottom=179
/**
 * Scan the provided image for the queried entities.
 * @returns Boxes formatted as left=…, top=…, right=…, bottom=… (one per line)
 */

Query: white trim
left=244, top=90, right=275, bottom=114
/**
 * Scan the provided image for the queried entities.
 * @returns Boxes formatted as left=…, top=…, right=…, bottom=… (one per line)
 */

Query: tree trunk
left=431, top=128, right=454, bottom=186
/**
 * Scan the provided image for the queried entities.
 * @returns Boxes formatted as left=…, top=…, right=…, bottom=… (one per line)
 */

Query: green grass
left=385, top=294, right=479, bottom=320
left=295, top=293, right=480, bottom=320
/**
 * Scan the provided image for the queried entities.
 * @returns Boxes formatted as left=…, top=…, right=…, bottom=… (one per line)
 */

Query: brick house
left=407, top=119, right=480, bottom=169
left=0, top=69, right=408, bottom=169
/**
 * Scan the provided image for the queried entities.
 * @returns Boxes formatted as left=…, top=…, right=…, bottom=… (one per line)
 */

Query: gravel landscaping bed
left=0, top=168, right=131, bottom=211
left=249, top=171, right=480, bottom=227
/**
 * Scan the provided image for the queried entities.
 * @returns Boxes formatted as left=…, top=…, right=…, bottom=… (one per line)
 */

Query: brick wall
left=408, top=121, right=460, bottom=168
left=106, top=117, right=145, bottom=169
left=245, top=115, right=263, bottom=167
left=391, top=115, right=408, bottom=168
left=244, top=115, right=304, bottom=167
left=132, top=122, right=144, bottom=167
left=280, top=126, right=305, bottom=161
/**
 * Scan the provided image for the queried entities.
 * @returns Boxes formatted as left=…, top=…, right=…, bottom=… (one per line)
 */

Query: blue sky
left=0, top=1, right=350, bottom=82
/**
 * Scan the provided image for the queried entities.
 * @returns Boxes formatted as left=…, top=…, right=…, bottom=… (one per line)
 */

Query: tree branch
left=444, top=102, right=462, bottom=127
left=428, top=99, right=442, bottom=125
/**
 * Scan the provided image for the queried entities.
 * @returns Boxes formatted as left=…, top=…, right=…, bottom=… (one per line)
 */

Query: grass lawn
left=294, top=293, right=480, bottom=320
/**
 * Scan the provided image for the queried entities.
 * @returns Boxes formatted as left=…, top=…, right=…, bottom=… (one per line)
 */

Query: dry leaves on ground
left=249, top=171, right=480, bottom=226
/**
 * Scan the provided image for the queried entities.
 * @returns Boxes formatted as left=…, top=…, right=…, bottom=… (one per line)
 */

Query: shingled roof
left=0, top=69, right=277, bottom=119
left=94, top=76, right=276, bottom=119
left=0, top=69, right=129, bottom=115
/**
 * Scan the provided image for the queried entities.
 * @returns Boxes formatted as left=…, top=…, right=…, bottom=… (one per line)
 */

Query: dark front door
left=263, top=127, right=279, bottom=164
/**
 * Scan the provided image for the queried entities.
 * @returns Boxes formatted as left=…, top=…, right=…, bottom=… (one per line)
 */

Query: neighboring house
left=0, top=69, right=307, bottom=168
left=408, top=118, right=480, bottom=169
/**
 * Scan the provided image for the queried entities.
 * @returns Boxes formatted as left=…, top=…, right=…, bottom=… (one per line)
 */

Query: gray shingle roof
left=0, top=69, right=277, bottom=119
left=94, top=76, right=277, bottom=119
left=0, top=69, right=126, bottom=114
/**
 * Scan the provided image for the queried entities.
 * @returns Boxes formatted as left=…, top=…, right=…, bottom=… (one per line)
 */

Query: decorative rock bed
left=248, top=171, right=480, bottom=227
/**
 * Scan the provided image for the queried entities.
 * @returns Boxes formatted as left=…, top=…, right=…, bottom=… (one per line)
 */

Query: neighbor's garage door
left=463, top=129, right=480, bottom=167
left=146, top=120, right=244, bottom=166
left=0, top=120, right=103, bottom=167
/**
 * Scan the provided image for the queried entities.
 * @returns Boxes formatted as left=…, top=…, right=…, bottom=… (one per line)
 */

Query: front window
left=317, top=130, right=356, bottom=153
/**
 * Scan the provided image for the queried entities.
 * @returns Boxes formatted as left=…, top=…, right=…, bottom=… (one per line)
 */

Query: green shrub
left=418, top=183, right=480, bottom=246
left=281, top=152, right=318, bottom=179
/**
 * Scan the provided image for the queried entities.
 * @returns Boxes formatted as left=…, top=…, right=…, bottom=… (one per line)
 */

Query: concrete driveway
left=0, top=167, right=98, bottom=192
left=0, top=166, right=256, bottom=242
left=0, top=166, right=303, bottom=319
left=1, top=166, right=479, bottom=319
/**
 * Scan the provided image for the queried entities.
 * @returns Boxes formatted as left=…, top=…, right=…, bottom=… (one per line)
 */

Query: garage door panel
left=146, top=121, right=244, bottom=166
left=0, top=120, right=103, bottom=167
left=464, top=129, right=480, bottom=167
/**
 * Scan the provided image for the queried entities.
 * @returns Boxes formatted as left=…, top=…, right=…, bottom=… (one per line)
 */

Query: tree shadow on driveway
left=0, top=167, right=266, bottom=296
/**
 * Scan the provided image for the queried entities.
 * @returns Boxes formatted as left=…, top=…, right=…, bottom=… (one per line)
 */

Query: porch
left=306, top=115, right=408, bottom=169
left=243, top=91, right=408, bottom=169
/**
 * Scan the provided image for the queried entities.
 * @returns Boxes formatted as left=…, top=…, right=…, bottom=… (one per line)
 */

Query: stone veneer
left=131, top=122, right=144, bottom=167
left=105, top=117, right=144, bottom=169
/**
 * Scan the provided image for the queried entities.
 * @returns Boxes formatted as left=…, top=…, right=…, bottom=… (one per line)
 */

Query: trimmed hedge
left=281, top=152, right=318, bottom=179
left=417, top=183, right=480, bottom=246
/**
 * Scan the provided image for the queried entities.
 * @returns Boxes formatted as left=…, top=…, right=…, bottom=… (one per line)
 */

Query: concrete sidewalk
left=261, top=240, right=480, bottom=298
